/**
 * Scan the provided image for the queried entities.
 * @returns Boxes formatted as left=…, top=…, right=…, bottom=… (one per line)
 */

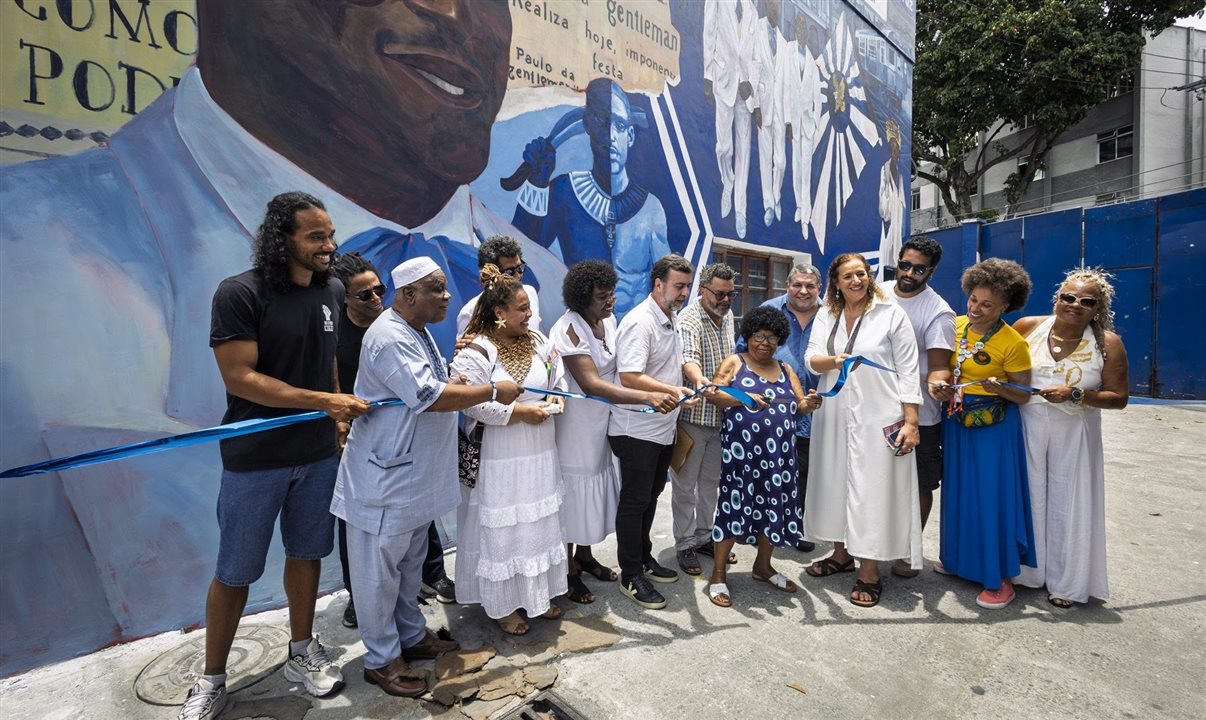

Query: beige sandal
left=497, top=612, right=529, bottom=636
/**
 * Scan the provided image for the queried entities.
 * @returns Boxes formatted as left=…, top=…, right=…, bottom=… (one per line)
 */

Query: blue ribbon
left=817, top=355, right=899, bottom=398
left=0, top=400, right=406, bottom=479
left=526, top=384, right=761, bottom=412
left=946, top=379, right=1040, bottom=394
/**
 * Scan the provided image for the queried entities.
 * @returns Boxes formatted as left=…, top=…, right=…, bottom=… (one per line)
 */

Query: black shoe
left=431, top=577, right=457, bottom=604
left=342, top=599, right=358, bottom=629
left=642, top=558, right=679, bottom=584
left=792, top=539, right=816, bottom=553
left=619, top=575, right=667, bottom=609
left=676, top=549, right=702, bottom=576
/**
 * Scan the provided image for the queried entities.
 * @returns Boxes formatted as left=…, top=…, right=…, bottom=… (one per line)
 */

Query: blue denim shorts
left=214, top=455, right=338, bottom=586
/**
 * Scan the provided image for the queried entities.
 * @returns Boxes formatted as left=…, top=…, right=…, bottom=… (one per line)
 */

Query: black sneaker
left=676, top=548, right=702, bottom=575
left=341, top=599, right=357, bottom=629
left=642, top=558, right=679, bottom=584
left=620, top=575, right=667, bottom=609
left=792, top=539, right=816, bottom=553
left=432, top=577, right=457, bottom=604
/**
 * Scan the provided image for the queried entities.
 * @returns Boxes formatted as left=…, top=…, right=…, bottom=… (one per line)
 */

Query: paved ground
left=3, top=401, right=1205, bottom=720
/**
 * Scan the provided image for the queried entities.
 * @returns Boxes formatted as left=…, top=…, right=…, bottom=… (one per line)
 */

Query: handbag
left=457, top=423, right=484, bottom=488
left=953, top=394, right=1007, bottom=428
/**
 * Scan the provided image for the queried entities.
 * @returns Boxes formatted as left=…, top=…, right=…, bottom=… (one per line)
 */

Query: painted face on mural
left=198, top=0, right=511, bottom=224
left=584, top=80, right=635, bottom=189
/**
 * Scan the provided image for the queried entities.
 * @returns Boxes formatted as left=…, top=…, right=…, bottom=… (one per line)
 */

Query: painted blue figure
left=512, top=79, right=671, bottom=317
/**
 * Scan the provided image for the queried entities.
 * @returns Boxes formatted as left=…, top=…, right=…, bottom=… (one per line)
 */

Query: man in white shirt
left=882, top=237, right=956, bottom=578
left=456, top=235, right=544, bottom=337
left=609, top=255, right=695, bottom=610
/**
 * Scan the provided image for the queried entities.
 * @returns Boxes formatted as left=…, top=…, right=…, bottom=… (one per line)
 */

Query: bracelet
left=490, top=381, right=498, bottom=402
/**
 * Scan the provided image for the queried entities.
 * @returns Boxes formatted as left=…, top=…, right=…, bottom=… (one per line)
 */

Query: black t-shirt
left=209, top=269, right=344, bottom=471
left=336, top=310, right=370, bottom=395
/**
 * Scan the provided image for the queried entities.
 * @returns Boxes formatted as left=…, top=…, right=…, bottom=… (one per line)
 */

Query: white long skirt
left=1015, top=403, right=1109, bottom=603
left=456, top=419, right=568, bottom=618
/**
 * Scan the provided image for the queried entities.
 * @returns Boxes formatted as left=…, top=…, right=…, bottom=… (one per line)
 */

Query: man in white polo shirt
left=883, top=236, right=955, bottom=578
left=609, top=254, right=696, bottom=609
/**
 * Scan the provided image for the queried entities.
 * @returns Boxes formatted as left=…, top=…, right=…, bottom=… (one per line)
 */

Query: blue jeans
left=215, top=455, right=338, bottom=586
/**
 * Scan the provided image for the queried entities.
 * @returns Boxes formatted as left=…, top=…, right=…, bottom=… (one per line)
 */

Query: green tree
left=912, top=0, right=1200, bottom=219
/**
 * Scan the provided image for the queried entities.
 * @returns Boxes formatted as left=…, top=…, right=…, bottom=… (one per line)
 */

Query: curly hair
left=477, top=235, right=522, bottom=269
left=331, top=251, right=378, bottom=286
left=1055, top=267, right=1117, bottom=360
left=252, top=191, right=328, bottom=293
left=960, top=258, right=1032, bottom=313
left=900, top=235, right=943, bottom=266
left=699, top=262, right=735, bottom=285
left=823, top=253, right=885, bottom=315
left=562, top=260, right=617, bottom=314
left=465, top=264, right=527, bottom=337
left=740, top=305, right=791, bottom=345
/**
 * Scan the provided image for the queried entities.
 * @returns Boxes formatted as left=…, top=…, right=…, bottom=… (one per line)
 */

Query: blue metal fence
left=912, top=187, right=1205, bottom=399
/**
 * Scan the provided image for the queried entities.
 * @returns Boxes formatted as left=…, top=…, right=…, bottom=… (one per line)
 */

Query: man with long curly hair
left=189, top=192, right=372, bottom=719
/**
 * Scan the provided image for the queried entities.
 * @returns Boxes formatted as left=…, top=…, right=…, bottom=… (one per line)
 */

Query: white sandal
left=707, top=583, right=732, bottom=607
left=752, top=572, right=798, bottom=593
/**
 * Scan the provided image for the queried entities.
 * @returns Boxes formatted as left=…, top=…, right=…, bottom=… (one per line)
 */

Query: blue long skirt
left=940, top=402, right=1036, bottom=589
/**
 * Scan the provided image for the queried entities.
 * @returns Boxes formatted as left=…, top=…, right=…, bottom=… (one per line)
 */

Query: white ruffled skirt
left=455, top=419, right=568, bottom=618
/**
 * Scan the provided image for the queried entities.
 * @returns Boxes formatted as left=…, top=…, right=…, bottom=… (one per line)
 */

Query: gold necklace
left=1049, top=331, right=1080, bottom=354
left=494, top=333, right=535, bottom=382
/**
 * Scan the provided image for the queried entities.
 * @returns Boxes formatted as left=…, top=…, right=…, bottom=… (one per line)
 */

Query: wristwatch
left=1070, top=387, right=1084, bottom=405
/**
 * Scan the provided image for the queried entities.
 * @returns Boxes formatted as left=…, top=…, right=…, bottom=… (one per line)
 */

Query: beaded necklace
left=494, top=332, right=535, bottom=382
left=949, top=319, right=1002, bottom=414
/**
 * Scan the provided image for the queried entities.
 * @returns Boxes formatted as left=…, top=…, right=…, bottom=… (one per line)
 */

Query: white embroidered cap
left=391, top=257, right=440, bottom=288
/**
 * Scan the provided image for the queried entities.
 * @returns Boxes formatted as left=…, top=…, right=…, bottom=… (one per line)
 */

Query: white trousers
left=346, top=522, right=429, bottom=670
left=669, top=421, right=724, bottom=551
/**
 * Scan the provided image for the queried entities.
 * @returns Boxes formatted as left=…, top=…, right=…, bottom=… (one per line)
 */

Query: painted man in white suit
left=785, top=13, right=823, bottom=241
left=755, top=0, right=791, bottom=228
left=877, top=121, right=907, bottom=279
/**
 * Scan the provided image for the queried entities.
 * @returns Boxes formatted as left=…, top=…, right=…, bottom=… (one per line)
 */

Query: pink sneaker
left=976, top=584, right=1016, bottom=609
left=933, top=561, right=953, bottom=576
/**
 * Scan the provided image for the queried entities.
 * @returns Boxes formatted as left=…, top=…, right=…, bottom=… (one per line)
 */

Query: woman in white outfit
left=1012, top=269, right=1130, bottom=608
left=452, top=264, right=568, bottom=636
left=549, top=260, right=679, bottom=604
left=803, top=253, right=923, bottom=608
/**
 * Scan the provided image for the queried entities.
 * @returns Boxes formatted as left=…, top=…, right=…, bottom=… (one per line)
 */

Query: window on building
left=911, top=187, right=922, bottom=211
left=712, top=248, right=792, bottom=321
left=1017, top=158, right=1045, bottom=182
left=1097, top=125, right=1134, bottom=164
left=968, top=183, right=978, bottom=197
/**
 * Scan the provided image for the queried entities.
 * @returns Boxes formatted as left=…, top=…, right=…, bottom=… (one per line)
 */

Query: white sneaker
left=177, top=678, right=228, bottom=720
left=283, top=637, right=345, bottom=697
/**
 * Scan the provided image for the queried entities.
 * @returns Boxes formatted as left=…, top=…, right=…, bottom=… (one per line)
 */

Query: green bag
left=956, top=395, right=1007, bottom=428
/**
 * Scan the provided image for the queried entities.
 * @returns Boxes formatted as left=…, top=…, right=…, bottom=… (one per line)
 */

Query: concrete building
left=912, top=21, right=1206, bottom=232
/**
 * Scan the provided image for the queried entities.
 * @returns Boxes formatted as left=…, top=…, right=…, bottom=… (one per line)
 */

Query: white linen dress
left=804, top=296, right=924, bottom=566
left=451, top=333, right=568, bottom=619
left=549, top=311, right=622, bottom=546
left=1015, top=317, right=1109, bottom=602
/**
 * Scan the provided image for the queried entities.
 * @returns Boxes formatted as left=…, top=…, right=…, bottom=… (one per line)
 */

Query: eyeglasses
left=351, top=284, right=386, bottom=302
left=500, top=262, right=527, bottom=278
left=1058, top=293, right=1099, bottom=308
left=702, top=286, right=741, bottom=301
left=897, top=261, right=930, bottom=276
left=749, top=333, right=780, bottom=346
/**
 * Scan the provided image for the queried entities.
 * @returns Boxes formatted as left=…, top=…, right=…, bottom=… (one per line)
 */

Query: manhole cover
left=133, top=624, right=291, bottom=706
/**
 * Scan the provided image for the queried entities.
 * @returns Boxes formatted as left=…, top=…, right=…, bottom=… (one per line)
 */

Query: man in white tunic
left=882, top=237, right=956, bottom=578
left=754, top=0, right=790, bottom=227
left=877, top=121, right=907, bottom=279
left=785, top=14, right=823, bottom=239
left=332, top=258, right=520, bottom=697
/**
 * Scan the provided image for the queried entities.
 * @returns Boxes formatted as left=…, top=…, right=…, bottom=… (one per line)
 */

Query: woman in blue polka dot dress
left=705, top=307, right=821, bottom=608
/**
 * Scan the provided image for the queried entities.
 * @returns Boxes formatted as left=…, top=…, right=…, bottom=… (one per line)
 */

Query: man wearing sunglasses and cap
left=332, top=257, right=521, bottom=699
left=882, top=236, right=956, bottom=578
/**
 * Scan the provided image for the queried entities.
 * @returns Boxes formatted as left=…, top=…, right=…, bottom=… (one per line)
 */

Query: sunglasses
left=351, top=284, right=386, bottom=302
left=703, top=286, right=741, bottom=301
left=500, top=262, right=527, bottom=278
left=1058, top=293, right=1099, bottom=308
left=897, top=261, right=930, bottom=276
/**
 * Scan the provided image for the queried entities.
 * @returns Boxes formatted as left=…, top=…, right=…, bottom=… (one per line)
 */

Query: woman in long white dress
left=803, top=253, right=923, bottom=608
left=452, top=264, right=568, bottom=636
left=1012, top=269, right=1129, bottom=608
left=549, top=260, right=679, bottom=604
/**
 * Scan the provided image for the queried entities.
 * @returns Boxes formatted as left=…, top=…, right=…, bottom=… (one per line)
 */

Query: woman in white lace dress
left=1012, top=269, right=1129, bottom=608
left=452, top=264, right=568, bottom=635
left=549, top=260, right=679, bottom=604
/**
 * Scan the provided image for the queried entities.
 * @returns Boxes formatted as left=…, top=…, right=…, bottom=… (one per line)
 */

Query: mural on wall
left=0, top=0, right=912, bottom=674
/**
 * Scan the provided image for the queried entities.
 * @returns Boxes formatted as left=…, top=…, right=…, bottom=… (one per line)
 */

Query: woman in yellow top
left=930, top=259, right=1036, bottom=610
